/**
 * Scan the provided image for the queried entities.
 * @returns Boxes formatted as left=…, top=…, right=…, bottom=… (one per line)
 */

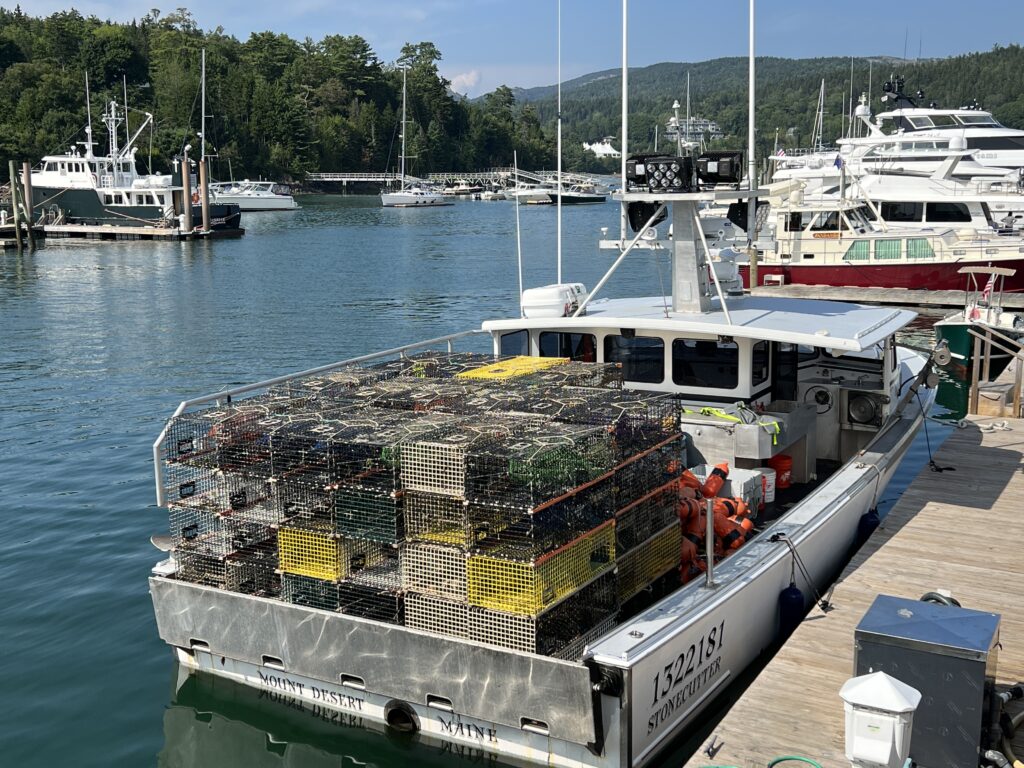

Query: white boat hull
left=381, top=191, right=449, bottom=208
left=210, top=193, right=298, bottom=211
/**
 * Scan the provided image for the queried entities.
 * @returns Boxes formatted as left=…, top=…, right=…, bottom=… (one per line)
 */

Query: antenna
left=556, top=0, right=562, bottom=284
left=84, top=72, right=94, bottom=159
left=514, top=150, right=524, bottom=316
left=619, top=0, right=628, bottom=244
left=123, top=74, right=130, bottom=152
left=746, top=0, right=757, bottom=251
left=686, top=70, right=691, bottom=148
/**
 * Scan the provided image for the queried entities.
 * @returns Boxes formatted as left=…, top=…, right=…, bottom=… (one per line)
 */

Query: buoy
left=701, top=462, right=730, bottom=498
left=680, top=469, right=702, bottom=491
left=778, top=582, right=805, bottom=638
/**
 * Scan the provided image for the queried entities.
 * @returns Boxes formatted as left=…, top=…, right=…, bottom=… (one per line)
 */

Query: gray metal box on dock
left=853, top=594, right=1000, bottom=768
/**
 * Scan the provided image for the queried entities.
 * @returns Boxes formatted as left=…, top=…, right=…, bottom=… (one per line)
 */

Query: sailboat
left=380, top=68, right=448, bottom=208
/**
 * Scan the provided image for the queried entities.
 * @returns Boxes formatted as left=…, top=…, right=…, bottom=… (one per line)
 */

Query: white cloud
left=449, top=70, right=480, bottom=95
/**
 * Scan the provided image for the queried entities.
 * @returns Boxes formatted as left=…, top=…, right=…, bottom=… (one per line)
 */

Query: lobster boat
left=148, top=182, right=939, bottom=766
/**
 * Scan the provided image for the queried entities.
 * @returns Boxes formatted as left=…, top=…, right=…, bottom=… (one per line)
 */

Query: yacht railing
left=968, top=325, right=1024, bottom=416
left=151, top=329, right=488, bottom=507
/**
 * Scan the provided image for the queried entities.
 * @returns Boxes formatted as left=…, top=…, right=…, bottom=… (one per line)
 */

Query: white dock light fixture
left=839, top=671, right=921, bottom=768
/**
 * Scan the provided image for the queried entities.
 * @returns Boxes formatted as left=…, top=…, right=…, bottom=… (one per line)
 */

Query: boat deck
left=682, top=415, right=1024, bottom=766
left=751, top=283, right=1024, bottom=310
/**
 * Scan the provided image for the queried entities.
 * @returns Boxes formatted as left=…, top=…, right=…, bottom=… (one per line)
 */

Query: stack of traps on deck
left=162, top=352, right=684, bottom=660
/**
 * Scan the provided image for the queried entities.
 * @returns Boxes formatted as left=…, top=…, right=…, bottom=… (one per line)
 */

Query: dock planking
left=683, top=416, right=1024, bottom=767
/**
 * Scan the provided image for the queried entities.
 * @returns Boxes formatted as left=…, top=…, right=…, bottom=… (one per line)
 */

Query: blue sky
left=11, top=0, right=1024, bottom=96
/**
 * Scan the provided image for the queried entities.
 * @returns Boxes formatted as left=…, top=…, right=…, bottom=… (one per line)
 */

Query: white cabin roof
left=483, top=295, right=915, bottom=353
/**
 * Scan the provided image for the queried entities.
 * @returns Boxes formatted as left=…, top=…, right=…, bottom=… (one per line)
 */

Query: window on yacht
left=957, top=114, right=1001, bottom=127
left=907, top=117, right=934, bottom=129
left=605, top=334, right=664, bottom=384
left=671, top=338, right=737, bottom=388
left=843, top=241, right=870, bottom=261
left=156, top=194, right=165, bottom=205
left=809, top=211, right=840, bottom=231
left=499, top=330, right=529, bottom=356
left=752, top=341, right=769, bottom=387
left=44, top=162, right=56, bottom=172
left=539, top=332, right=597, bottom=362
left=880, top=201, right=923, bottom=222
left=785, top=212, right=802, bottom=232
left=930, top=115, right=958, bottom=127
left=967, top=136, right=1024, bottom=151
left=875, top=239, right=902, bottom=260
left=103, top=194, right=113, bottom=205
left=113, top=193, right=123, bottom=204
left=59, top=163, right=67, bottom=174
left=907, top=238, right=934, bottom=259
left=925, top=202, right=971, bottom=223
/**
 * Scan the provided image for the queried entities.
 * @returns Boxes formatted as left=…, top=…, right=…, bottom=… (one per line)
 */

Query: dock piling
left=20, top=161, right=36, bottom=250
left=8, top=160, right=23, bottom=251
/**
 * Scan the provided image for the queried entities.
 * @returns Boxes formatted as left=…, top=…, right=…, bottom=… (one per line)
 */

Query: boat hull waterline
left=151, top=368, right=930, bottom=768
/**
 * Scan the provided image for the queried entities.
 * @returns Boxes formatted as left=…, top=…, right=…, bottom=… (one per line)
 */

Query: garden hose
left=767, top=759, right=824, bottom=768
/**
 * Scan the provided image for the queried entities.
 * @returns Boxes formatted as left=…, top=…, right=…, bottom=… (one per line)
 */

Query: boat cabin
left=484, top=292, right=909, bottom=468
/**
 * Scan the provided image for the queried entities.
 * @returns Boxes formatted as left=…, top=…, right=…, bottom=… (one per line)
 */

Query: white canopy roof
left=483, top=295, right=916, bottom=353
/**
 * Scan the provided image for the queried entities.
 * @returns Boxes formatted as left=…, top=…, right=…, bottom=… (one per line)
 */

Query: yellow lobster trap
left=466, top=519, right=616, bottom=615
left=278, top=520, right=386, bottom=582
left=616, top=522, right=682, bottom=602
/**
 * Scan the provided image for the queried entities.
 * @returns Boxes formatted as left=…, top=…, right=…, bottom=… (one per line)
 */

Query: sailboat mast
left=746, top=0, right=757, bottom=249
left=124, top=75, right=130, bottom=153
left=201, top=49, right=206, bottom=160
left=400, top=67, right=407, bottom=190
left=556, top=0, right=562, bottom=284
left=686, top=71, right=691, bottom=146
left=84, top=72, right=93, bottom=159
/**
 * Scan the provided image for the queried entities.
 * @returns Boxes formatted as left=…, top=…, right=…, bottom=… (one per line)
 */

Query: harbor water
left=0, top=196, right=959, bottom=767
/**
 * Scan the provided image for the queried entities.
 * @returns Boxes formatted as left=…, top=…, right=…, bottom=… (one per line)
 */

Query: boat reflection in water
left=160, top=664, right=499, bottom=768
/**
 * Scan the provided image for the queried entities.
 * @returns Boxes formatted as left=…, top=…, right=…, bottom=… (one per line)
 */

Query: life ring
left=191, top=191, right=200, bottom=205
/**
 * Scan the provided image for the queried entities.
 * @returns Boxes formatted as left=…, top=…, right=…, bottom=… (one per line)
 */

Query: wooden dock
left=683, top=416, right=1024, bottom=767
left=751, top=283, right=1024, bottom=310
left=43, top=223, right=243, bottom=241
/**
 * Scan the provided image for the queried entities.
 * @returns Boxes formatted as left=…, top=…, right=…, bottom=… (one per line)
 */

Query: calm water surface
left=0, top=196, right=959, bottom=766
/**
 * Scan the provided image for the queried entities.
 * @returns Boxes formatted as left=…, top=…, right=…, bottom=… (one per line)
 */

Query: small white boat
left=209, top=180, right=298, bottom=211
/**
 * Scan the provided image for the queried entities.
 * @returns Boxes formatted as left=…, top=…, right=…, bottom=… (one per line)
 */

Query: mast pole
left=514, top=150, right=524, bottom=316
left=124, top=75, right=130, bottom=157
left=556, top=0, right=562, bottom=284
left=400, top=67, right=407, bottom=190
left=620, top=0, right=628, bottom=245
left=686, top=71, right=691, bottom=147
left=201, top=49, right=206, bottom=161
left=84, top=72, right=94, bottom=159
left=746, top=0, right=758, bottom=273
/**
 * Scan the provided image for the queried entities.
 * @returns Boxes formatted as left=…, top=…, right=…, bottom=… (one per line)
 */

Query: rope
left=770, top=531, right=832, bottom=612
left=917, top=392, right=954, bottom=473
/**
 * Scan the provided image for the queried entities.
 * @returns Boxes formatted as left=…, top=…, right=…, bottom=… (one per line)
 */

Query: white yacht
left=381, top=69, right=448, bottom=209
left=209, top=180, right=298, bottom=211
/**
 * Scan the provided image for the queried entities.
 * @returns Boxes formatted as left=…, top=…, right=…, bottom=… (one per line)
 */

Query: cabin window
left=605, top=334, right=664, bottom=383
left=925, top=202, right=971, bottom=223
left=797, top=344, right=818, bottom=362
left=809, top=211, right=839, bottom=231
left=155, top=194, right=165, bottom=205
left=103, top=194, right=113, bottom=205
left=672, top=338, right=738, bottom=389
left=785, top=212, right=801, bottom=232
left=875, top=239, right=902, bottom=260
left=113, top=193, right=123, bottom=204
left=880, top=201, right=923, bottom=223
left=59, top=163, right=67, bottom=173
left=539, top=332, right=596, bottom=362
left=499, top=330, right=529, bottom=356
left=843, top=241, right=870, bottom=261
left=752, top=341, right=769, bottom=387
left=907, top=116, right=934, bottom=129
left=907, top=238, right=934, bottom=259
left=44, top=162, right=56, bottom=172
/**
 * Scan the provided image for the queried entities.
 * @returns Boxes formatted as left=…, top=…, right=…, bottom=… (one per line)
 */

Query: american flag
left=775, top=148, right=786, bottom=157
left=980, top=272, right=997, bottom=303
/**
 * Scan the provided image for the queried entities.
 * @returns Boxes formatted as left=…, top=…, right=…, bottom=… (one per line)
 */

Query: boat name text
left=257, top=669, right=365, bottom=711
left=647, top=620, right=726, bottom=736
left=438, top=715, right=499, bottom=743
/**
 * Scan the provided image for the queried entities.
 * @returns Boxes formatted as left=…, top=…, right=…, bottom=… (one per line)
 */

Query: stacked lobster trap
left=161, top=351, right=687, bottom=660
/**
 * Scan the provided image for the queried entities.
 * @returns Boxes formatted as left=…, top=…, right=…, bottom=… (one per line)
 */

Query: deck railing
left=968, top=325, right=1024, bottom=416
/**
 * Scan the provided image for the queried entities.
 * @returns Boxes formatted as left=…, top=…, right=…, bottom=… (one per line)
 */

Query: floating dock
left=751, top=283, right=1024, bottom=310
left=43, top=224, right=243, bottom=241
left=683, top=415, right=1024, bottom=766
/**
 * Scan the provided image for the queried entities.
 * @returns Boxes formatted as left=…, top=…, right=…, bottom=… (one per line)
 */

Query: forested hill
left=523, top=47, right=1024, bottom=169
left=0, top=7, right=552, bottom=182
left=2, top=6, right=1024, bottom=181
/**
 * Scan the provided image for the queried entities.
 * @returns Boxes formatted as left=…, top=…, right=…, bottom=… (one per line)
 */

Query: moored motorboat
left=209, top=180, right=298, bottom=211
left=934, top=266, right=1024, bottom=372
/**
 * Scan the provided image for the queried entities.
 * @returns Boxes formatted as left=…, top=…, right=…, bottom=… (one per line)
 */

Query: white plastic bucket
left=759, top=467, right=777, bottom=504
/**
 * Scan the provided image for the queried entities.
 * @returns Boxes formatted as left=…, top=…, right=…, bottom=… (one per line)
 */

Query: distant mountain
left=487, top=48, right=1024, bottom=155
